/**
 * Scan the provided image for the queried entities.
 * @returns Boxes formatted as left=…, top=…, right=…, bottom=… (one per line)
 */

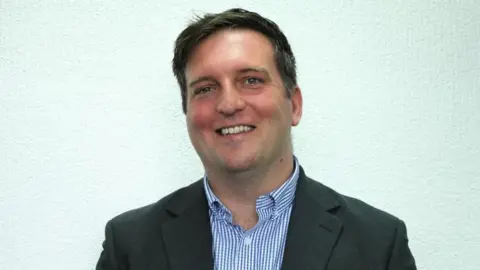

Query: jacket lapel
left=281, top=168, right=343, bottom=270
left=162, top=180, right=214, bottom=270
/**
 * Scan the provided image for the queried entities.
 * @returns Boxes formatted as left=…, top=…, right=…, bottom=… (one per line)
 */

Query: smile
left=216, top=125, right=256, bottom=136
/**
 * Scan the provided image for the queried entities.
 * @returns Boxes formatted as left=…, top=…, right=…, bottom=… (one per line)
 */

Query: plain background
left=1, top=1, right=479, bottom=269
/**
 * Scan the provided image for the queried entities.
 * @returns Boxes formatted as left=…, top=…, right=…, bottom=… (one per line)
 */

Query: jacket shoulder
left=97, top=179, right=204, bottom=266
left=307, top=178, right=402, bottom=234
left=306, top=179, right=408, bottom=262
left=108, top=179, right=203, bottom=233
left=314, top=180, right=405, bottom=251
left=341, top=193, right=401, bottom=225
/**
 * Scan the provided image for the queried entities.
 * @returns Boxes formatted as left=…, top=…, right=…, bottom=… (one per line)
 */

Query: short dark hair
left=172, top=8, right=297, bottom=113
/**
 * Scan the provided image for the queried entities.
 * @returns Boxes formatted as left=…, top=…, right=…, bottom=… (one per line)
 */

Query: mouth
left=215, top=125, right=256, bottom=136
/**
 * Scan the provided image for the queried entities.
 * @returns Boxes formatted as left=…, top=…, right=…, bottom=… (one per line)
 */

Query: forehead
left=185, top=29, right=276, bottom=79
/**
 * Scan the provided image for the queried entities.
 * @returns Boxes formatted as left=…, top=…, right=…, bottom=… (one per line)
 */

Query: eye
left=244, top=77, right=264, bottom=85
left=194, top=86, right=213, bottom=96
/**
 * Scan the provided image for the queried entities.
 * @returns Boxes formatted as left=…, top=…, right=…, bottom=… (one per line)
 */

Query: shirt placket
left=234, top=227, right=256, bottom=270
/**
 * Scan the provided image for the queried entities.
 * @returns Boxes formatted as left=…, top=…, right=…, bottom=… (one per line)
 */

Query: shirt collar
left=203, top=156, right=300, bottom=219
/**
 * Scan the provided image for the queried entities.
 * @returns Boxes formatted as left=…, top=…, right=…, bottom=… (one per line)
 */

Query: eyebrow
left=238, top=67, right=272, bottom=81
left=188, top=76, right=215, bottom=89
left=187, top=67, right=272, bottom=89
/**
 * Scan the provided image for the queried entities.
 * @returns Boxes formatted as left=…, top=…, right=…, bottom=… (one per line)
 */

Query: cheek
left=250, top=94, right=288, bottom=121
left=187, top=103, right=214, bottom=132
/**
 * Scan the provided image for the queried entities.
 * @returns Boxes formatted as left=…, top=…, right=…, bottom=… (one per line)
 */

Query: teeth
left=221, top=125, right=253, bottom=135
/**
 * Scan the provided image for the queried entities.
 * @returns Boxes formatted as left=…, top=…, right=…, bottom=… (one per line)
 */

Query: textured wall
left=1, top=1, right=479, bottom=269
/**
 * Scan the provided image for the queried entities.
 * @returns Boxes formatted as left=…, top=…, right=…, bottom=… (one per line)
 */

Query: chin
left=219, top=154, right=258, bottom=172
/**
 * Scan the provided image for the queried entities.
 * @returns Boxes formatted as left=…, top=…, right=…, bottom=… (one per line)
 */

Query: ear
left=290, top=86, right=303, bottom=126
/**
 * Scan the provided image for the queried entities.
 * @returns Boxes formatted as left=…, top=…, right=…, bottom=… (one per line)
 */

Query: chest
left=209, top=205, right=293, bottom=270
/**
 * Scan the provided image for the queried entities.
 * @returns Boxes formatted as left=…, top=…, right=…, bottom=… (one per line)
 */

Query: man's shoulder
left=307, top=178, right=402, bottom=228
left=108, top=179, right=203, bottom=229
left=341, top=191, right=400, bottom=223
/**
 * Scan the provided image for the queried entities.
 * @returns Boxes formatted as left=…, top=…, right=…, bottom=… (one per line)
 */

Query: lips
left=215, top=124, right=256, bottom=135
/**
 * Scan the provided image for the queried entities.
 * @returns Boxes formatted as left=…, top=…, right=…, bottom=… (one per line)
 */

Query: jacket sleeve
left=387, top=220, right=417, bottom=270
left=96, top=220, right=124, bottom=270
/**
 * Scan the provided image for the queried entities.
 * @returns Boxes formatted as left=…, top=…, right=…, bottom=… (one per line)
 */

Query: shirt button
left=244, top=237, right=252, bottom=246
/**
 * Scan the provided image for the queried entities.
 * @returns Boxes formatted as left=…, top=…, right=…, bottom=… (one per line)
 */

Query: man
left=96, top=8, right=417, bottom=270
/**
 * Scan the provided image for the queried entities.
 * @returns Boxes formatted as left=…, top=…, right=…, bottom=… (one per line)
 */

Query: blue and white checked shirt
left=203, top=158, right=300, bottom=270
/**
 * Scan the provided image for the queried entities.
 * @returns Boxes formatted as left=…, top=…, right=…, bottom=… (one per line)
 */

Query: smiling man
left=96, top=8, right=417, bottom=270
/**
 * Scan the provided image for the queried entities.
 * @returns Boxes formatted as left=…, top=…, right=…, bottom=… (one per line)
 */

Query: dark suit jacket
left=96, top=167, right=417, bottom=270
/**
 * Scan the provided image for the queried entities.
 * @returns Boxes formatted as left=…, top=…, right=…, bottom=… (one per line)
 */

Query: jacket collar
left=162, top=166, right=343, bottom=270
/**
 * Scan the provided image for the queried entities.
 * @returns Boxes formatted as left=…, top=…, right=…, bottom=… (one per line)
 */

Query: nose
left=216, top=83, right=246, bottom=116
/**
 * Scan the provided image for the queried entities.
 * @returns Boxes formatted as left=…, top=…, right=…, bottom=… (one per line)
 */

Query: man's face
left=185, top=29, right=302, bottom=173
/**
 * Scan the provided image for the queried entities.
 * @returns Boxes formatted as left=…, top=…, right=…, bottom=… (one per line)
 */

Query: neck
left=206, top=154, right=295, bottom=208
left=206, top=154, right=295, bottom=230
